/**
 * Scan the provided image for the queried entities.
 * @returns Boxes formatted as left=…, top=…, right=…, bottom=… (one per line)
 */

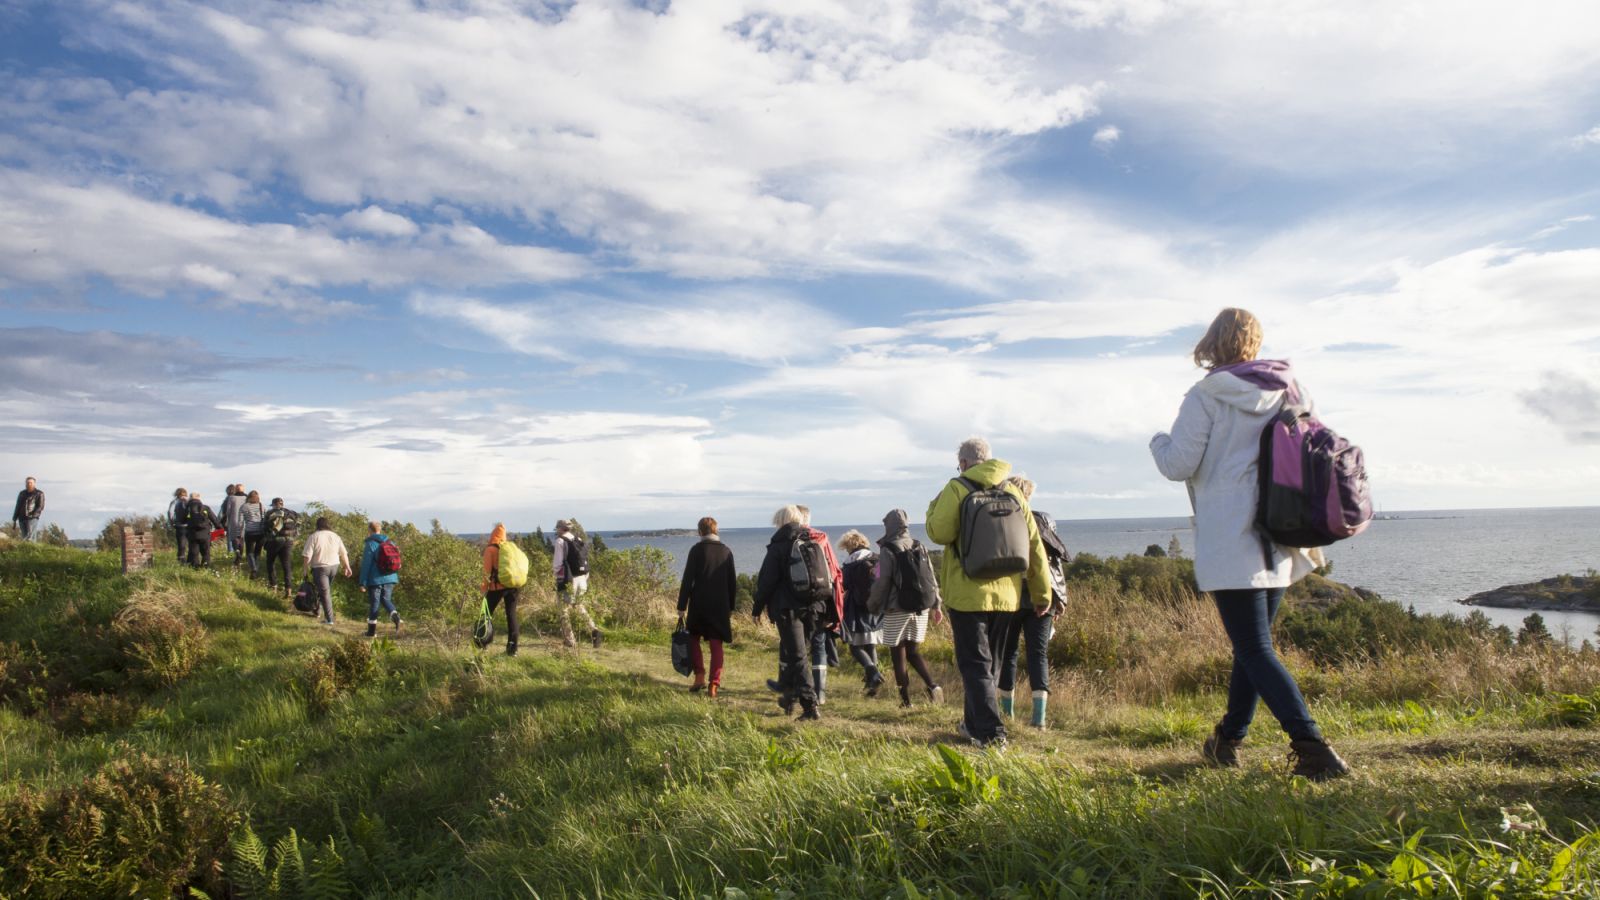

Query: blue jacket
left=359, top=534, right=401, bottom=587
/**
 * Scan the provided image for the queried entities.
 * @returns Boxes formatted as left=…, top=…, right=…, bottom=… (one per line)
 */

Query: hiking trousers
left=997, top=606, right=1053, bottom=694
left=1214, top=588, right=1321, bottom=742
left=487, top=588, right=520, bottom=649
left=311, top=565, right=338, bottom=623
left=187, top=530, right=212, bottom=568
left=173, top=527, right=189, bottom=562
left=947, top=609, right=1013, bottom=743
left=264, top=540, right=292, bottom=588
left=558, top=574, right=597, bottom=642
left=774, top=607, right=817, bottom=709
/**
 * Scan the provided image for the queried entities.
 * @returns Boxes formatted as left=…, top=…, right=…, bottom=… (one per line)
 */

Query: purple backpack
left=1255, top=403, right=1372, bottom=550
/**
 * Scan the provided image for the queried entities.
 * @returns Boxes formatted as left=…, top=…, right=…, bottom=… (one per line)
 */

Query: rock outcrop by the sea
left=1462, top=576, right=1600, bottom=612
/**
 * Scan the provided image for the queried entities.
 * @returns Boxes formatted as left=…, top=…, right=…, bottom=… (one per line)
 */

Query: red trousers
left=690, top=637, right=724, bottom=686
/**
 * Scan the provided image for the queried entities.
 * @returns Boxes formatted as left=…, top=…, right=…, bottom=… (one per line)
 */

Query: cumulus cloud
left=1092, top=124, right=1120, bottom=149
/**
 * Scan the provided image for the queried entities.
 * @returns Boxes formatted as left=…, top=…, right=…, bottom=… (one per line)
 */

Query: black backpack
left=1033, top=510, right=1070, bottom=611
left=562, top=535, right=590, bottom=578
left=787, top=533, right=834, bottom=611
left=186, top=499, right=211, bottom=530
left=264, top=508, right=299, bottom=541
left=955, top=477, right=1030, bottom=578
left=889, top=540, right=940, bottom=612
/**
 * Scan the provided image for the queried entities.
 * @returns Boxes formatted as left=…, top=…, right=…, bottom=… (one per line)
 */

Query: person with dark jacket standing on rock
left=167, top=488, right=190, bottom=562
left=261, top=498, right=300, bottom=595
left=12, top=477, right=44, bottom=541
left=1150, top=307, right=1350, bottom=780
left=753, top=504, right=823, bottom=721
left=676, top=516, right=737, bottom=697
left=184, top=492, right=220, bottom=569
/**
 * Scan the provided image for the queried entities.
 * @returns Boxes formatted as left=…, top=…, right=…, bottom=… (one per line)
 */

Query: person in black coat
left=752, top=504, right=822, bottom=720
left=676, top=516, right=737, bottom=697
left=184, top=493, right=220, bottom=569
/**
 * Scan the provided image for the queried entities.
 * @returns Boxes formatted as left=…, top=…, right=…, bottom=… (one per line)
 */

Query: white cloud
left=1092, top=124, right=1120, bottom=149
left=336, top=205, right=420, bottom=237
left=1572, top=126, right=1600, bottom=146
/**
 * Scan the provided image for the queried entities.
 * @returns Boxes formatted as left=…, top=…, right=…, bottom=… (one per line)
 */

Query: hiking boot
left=591, top=628, right=603, bottom=648
left=777, top=695, right=795, bottom=716
left=1289, top=738, right=1350, bottom=781
left=365, top=621, right=377, bottom=639
left=928, top=685, right=944, bottom=705
left=797, top=706, right=821, bottom=721
left=505, top=642, right=518, bottom=657
left=391, top=611, right=402, bottom=633
left=1203, top=725, right=1243, bottom=768
left=766, top=678, right=783, bottom=693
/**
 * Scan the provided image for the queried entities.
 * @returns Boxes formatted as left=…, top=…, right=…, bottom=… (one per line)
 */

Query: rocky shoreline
left=1461, top=575, right=1600, bottom=612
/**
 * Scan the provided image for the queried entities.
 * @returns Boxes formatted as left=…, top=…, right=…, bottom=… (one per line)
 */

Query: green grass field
left=2, top=541, right=1598, bottom=898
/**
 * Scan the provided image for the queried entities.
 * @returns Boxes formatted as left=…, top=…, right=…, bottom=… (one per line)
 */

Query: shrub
left=0, top=751, right=238, bottom=898
left=301, top=636, right=377, bottom=714
left=112, top=589, right=209, bottom=689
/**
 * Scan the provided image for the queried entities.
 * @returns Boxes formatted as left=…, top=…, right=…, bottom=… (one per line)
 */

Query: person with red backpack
left=358, top=520, right=403, bottom=638
left=1149, top=307, right=1350, bottom=781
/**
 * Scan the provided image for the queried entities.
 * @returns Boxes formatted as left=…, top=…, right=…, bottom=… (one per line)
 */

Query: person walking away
left=553, top=519, right=602, bottom=648
left=798, top=506, right=846, bottom=704
left=676, top=517, right=737, bottom=697
left=925, top=437, right=1050, bottom=749
left=996, top=476, right=1069, bottom=729
left=753, top=504, right=828, bottom=721
left=12, top=477, right=44, bottom=541
left=837, top=529, right=886, bottom=696
left=301, top=517, right=351, bottom=625
left=185, top=493, right=220, bottom=569
left=482, top=524, right=524, bottom=655
left=261, top=498, right=300, bottom=595
left=167, top=488, right=190, bottom=562
left=241, top=490, right=266, bottom=577
left=358, top=521, right=403, bottom=637
left=867, top=509, right=945, bottom=708
left=1149, top=307, right=1350, bottom=780
left=219, top=484, right=247, bottom=568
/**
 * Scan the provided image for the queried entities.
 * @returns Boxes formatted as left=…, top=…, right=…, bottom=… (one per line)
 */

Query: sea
left=601, top=507, right=1600, bottom=641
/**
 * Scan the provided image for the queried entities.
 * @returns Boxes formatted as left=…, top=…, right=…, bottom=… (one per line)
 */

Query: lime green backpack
left=496, top=540, right=529, bottom=589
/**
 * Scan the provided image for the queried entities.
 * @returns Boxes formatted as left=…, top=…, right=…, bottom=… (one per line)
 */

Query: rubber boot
left=1030, top=692, right=1048, bottom=729
left=365, top=620, right=377, bottom=639
left=813, top=666, right=827, bottom=706
left=999, top=691, right=1014, bottom=718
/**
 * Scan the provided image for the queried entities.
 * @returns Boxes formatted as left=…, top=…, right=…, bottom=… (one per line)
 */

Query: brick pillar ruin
left=122, top=526, right=155, bottom=574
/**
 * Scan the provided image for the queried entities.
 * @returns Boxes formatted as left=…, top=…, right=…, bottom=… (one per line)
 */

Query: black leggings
left=244, top=533, right=265, bottom=575
left=891, top=641, right=937, bottom=692
left=487, top=588, right=520, bottom=648
left=849, top=644, right=881, bottom=683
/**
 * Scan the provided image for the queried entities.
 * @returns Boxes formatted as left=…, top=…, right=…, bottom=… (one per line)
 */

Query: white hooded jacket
left=1150, top=361, right=1323, bottom=592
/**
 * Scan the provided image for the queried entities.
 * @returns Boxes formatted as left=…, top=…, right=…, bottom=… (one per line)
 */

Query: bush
left=0, top=751, right=238, bottom=898
left=112, top=589, right=209, bottom=689
left=301, top=636, right=377, bottom=714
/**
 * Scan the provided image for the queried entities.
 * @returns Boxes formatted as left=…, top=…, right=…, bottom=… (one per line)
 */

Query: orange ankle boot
left=707, top=683, right=719, bottom=699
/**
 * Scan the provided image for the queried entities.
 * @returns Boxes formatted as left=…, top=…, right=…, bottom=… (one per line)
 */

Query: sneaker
left=505, top=642, right=518, bottom=657
left=797, top=706, right=821, bottom=721
left=1289, top=738, right=1350, bottom=781
left=1202, top=725, right=1242, bottom=768
left=591, top=628, right=603, bottom=649
left=391, top=611, right=402, bottom=633
left=957, top=721, right=983, bottom=748
left=929, top=685, right=944, bottom=705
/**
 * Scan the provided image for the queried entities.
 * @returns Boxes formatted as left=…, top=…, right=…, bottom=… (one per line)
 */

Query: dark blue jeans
left=1213, top=588, right=1321, bottom=742
left=997, top=606, right=1052, bottom=693
left=947, top=609, right=1012, bottom=743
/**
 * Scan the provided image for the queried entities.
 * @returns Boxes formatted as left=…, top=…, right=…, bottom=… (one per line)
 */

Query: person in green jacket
left=925, top=437, right=1050, bottom=748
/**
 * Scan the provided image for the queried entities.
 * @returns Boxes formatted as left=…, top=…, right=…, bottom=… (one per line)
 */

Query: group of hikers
left=666, top=307, right=1352, bottom=779
left=20, top=307, right=1351, bottom=779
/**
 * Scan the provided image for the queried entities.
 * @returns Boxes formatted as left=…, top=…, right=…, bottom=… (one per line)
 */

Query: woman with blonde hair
left=837, top=529, right=886, bottom=696
left=676, top=516, right=737, bottom=697
left=1150, top=307, right=1349, bottom=780
left=752, top=504, right=823, bottom=720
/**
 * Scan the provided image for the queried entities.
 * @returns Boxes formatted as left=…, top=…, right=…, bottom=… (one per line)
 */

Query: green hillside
left=2, top=538, right=1598, bottom=898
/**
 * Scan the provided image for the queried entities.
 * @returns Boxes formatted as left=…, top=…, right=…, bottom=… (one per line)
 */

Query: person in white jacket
left=1149, top=307, right=1350, bottom=781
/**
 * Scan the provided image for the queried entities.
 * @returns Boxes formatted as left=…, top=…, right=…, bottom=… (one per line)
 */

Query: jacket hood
left=1201, top=359, right=1298, bottom=413
left=957, top=457, right=1012, bottom=489
left=769, top=522, right=806, bottom=545
left=489, top=524, right=507, bottom=544
left=881, top=508, right=909, bottom=541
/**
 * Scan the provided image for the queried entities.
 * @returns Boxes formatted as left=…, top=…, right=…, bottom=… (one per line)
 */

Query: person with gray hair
left=12, top=477, right=44, bottom=541
left=553, top=519, right=601, bottom=648
left=997, top=475, right=1068, bottom=729
left=752, top=504, right=827, bottom=720
left=926, top=437, right=1050, bottom=749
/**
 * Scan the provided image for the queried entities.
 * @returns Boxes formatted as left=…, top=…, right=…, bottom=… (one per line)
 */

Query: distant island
left=609, top=528, right=699, bottom=538
left=1461, top=575, right=1600, bottom=613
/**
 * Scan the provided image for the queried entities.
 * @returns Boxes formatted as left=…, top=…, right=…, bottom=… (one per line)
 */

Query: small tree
left=40, top=524, right=70, bottom=547
left=1166, top=535, right=1183, bottom=559
left=1517, top=613, right=1551, bottom=647
left=1144, top=543, right=1166, bottom=558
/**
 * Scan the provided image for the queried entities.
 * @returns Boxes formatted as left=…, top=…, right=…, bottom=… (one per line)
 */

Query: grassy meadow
left=2, top=528, right=1599, bottom=898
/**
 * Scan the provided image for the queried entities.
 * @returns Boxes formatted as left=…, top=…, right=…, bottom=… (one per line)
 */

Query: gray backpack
left=955, top=477, right=1030, bottom=578
left=788, top=534, right=834, bottom=610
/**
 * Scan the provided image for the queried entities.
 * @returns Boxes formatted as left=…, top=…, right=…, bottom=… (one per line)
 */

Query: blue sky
left=3, top=0, right=1600, bottom=536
